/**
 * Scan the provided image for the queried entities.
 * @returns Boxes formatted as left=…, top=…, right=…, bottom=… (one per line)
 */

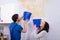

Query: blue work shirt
left=10, top=22, right=23, bottom=40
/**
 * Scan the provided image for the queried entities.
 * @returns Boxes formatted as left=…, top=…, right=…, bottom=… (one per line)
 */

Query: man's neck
left=16, top=21, right=19, bottom=24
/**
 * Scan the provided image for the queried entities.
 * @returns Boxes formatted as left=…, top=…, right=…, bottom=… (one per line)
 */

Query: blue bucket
left=33, top=19, right=41, bottom=28
left=23, top=11, right=32, bottom=20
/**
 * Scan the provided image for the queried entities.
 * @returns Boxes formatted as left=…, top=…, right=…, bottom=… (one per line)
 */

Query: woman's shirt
left=33, top=30, right=48, bottom=40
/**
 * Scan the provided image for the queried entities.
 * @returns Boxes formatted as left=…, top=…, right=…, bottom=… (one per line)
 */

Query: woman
left=33, top=21, right=49, bottom=40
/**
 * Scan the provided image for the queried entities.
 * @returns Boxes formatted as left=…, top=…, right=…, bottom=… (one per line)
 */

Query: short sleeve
left=16, top=25, right=23, bottom=32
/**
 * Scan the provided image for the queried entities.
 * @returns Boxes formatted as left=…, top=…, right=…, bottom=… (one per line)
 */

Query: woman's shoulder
left=40, top=30, right=48, bottom=34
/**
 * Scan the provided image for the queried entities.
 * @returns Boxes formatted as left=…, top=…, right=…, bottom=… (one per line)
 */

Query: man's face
left=17, top=15, right=21, bottom=22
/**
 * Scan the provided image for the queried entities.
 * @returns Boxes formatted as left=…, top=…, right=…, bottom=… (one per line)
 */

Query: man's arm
left=22, top=20, right=28, bottom=33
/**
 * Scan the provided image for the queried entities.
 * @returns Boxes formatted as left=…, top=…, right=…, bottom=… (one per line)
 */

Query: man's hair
left=12, top=14, right=18, bottom=22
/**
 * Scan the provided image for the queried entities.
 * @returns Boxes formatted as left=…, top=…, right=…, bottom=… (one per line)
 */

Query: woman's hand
left=34, top=25, right=37, bottom=32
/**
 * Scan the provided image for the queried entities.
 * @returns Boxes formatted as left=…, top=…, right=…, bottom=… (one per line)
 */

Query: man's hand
left=24, top=19, right=28, bottom=25
left=20, top=16, right=23, bottom=20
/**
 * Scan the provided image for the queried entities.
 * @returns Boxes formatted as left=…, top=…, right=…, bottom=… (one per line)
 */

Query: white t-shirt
left=32, top=30, right=48, bottom=40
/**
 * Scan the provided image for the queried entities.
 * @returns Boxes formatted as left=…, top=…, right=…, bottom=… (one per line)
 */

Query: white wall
left=0, top=0, right=60, bottom=40
left=44, top=0, right=60, bottom=40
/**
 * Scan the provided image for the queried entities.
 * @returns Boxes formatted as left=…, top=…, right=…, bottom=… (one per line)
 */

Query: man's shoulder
left=10, top=22, right=16, bottom=25
left=10, top=22, right=16, bottom=27
left=10, top=22, right=14, bottom=24
left=17, top=24, right=22, bottom=27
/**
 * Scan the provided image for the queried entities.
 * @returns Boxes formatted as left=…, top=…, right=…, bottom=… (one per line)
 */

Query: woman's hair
left=37, top=21, right=49, bottom=34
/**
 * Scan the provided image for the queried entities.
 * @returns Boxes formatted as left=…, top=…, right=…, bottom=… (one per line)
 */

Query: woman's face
left=40, top=22, right=45, bottom=29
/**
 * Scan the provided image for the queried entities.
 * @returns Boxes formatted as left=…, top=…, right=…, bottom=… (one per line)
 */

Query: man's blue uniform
left=10, top=22, right=23, bottom=40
